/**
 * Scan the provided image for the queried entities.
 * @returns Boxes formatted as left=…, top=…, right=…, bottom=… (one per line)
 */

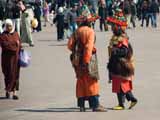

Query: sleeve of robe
left=83, top=29, right=95, bottom=64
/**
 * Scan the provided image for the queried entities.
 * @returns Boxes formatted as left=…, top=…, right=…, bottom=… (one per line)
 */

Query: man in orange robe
left=68, top=17, right=105, bottom=112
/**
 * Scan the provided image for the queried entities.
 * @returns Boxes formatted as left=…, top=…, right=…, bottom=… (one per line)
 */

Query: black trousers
left=57, top=25, right=64, bottom=40
left=99, top=19, right=107, bottom=31
left=35, top=16, right=42, bottom=32
left=141, top=13, right=147, bottom=27
left=131, top=15, right=136, bottom=28
left=117, top=91, right=137, bottom=107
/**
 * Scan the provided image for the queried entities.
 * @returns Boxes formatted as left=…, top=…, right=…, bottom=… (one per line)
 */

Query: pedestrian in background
left=123, top=0, right=132, bottom=28
left=88, top=0, right=98, bottom=14
left=56, top=0, right=65, bottom=7
left=43, top=1, right=50, bottom=27
left=63, top=6, right=72, bottom=39
left=130, top=0, right=137, bottom=28
left=88, top=3, right=96, bottom=29
left=98, top=1, right=108, bottom=31
left=0, top=19, right=21, bottom=100
left=68, top=5, right=78, bottom=34
left=5, top=0, right=21, bottom=35
left=141, top=0, right=149, bottom=27
left=53, top=7, right=64, bottom=41
left=147, top=0, right=159, bottom=28
left=12, top=0, right=22, bottom=36
left=0, top=1, right=5, bottom=34
left=21, top=4, right=34, bottom=47
left=33, top=1, right=42, bottom=32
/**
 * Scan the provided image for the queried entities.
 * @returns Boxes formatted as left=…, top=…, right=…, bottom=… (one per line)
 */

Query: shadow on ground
left=48, top=44, right=67, bottom=47
left=15, top=107, right=110, bottom=112
left=0, top=97, right=7, bottom=100
left=37, top=40, right=57, bottom=42
left=16, top=107, right=85, bottom=112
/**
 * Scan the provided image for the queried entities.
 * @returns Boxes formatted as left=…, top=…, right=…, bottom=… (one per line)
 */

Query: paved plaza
left=0, top=19, right=160, bottom=120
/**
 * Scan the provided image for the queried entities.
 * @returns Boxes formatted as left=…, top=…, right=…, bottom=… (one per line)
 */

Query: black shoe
left=29, top=44, right=34, bottom=47
left=129, top=101, right=137, bottom=109
left=13, top=95, right=19, bottom=100
left=6, top=92, right=10, bottom=99
left=80, top=107, right=86, bottom=112
left=58, top=39, right=62, bottom=41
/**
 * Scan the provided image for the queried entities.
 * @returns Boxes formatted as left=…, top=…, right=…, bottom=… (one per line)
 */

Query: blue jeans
left=147, top=13, right=157, bottom=28
left=141, top=13, right=148, bottom=27
left=151, top=13, right=157, bottom=28
left=69, top=23, right=77, bottom=34
left=78, top=95, right=99, bottom=109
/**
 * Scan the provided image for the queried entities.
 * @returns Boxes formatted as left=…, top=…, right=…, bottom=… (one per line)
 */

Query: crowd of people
left=51, top=0, right=159, bottom=41
left=0, top=0, right=159, bottom=41
left=0, top=0, right=159, bottom=111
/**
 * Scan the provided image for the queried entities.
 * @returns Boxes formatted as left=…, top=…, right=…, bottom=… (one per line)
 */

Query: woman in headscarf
left=0, top=19, right=21, bottom=100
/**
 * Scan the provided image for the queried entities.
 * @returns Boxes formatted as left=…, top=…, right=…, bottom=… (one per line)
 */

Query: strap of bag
left=72, top=31, right=83, bottom=56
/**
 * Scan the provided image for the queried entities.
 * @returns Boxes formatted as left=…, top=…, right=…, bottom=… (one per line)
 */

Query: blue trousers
left=151, top=13, right=157, bottom=28
left=147, top=13, right=157, bottom=27
left=78, top=95, right=99, bottom=109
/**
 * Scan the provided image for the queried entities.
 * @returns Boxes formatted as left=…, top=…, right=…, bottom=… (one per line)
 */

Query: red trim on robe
left=112, top=75, right=133, bottom=93
left=117, top=38, right=129, bottom=48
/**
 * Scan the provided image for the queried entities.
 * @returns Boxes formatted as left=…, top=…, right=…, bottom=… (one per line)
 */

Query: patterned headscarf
left=107, top=8, right=127, bottom=28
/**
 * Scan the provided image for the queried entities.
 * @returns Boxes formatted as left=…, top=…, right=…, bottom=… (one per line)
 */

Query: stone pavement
left=0, top=19, right=160, bottom=120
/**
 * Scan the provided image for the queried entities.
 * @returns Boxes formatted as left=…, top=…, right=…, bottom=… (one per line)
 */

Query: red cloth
left=112, top=75, right=133, bottom=93
left=107, top=17, right=127, bottom=26
left=117, top=38, right=129, bottom=48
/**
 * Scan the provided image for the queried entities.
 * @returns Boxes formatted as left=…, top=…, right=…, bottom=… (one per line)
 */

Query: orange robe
left=68, top=26, right=99, bottom=98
